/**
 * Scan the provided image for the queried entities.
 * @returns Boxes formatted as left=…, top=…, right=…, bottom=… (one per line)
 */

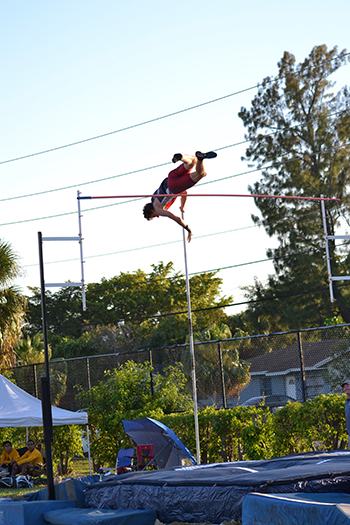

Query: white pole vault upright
left=181, top=210, right=201, bottom=465
left=321, top=194, right=350, bottom=303
left=40, top=191, right=86, bottom=310
left=77, top=191, right=87, bottom=310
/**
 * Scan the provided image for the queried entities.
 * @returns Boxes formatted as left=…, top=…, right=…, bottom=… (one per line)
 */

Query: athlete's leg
left=189, top=152, right=207, bottom=183
left=168, top=164, right=197, bottom=193
left=181, top=155, right=197, bottom=171
left=172, top=154, right=197, bottom=171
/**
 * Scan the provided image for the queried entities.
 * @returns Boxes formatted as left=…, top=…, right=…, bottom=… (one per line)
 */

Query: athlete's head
left=143, top=202, right=155, bottom=220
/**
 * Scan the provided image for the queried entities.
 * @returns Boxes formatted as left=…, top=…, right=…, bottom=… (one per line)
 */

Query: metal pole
left=149, top=349, right=154, bottom=396
left=181, top=215, right=201, bottom=464
left=33, top=364, right=38, bottom=398
left=86, top=358, right=91, bottom=390
left=217, top=341, right=227, bottom=409
left=297, top=331, right=307, bottom=403
left=86, top=424, right=92, bottom=475
left=77, top=190, right=87, bottom=311
left=38, top=232, right=55, bottom=500
left=321, top=195, right=334, bottom=302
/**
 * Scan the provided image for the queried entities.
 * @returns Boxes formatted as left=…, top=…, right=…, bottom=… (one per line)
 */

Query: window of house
left=260, top=377, right=272, bottom=396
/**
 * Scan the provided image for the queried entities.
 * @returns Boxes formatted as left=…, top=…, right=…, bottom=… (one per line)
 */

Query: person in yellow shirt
left=0, top=441, right=20, bottom=474
left=11, top=440, right=43, bottom=476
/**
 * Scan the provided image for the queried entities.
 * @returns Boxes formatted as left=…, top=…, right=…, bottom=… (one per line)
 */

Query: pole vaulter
left=77, top=151, right=340, bottom=464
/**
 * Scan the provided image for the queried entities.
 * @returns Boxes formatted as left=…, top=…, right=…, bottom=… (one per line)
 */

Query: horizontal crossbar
left=45, top=282, right=82, bottom=287
left=78, top=194, right=339, bottom=202
left=326, top=235, right=350, bottom=240
left=42, top=237, right=81, bottom=241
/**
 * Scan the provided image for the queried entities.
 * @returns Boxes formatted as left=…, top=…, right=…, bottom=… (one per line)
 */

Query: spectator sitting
left=0, top=441, right=20, bottom=474
left=11, top=440, right=43, bottom=476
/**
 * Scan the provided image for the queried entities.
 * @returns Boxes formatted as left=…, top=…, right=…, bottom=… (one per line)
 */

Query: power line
left=23, top=206, right=348, bottom=268
left=82, top=244, right=341, bottom=295
left=0, top=87, right=257, bottom=167
left=0, top=109, right=345, bottom=203
left=22, top=225, right=259, bottom=267
left=48, top=281, right=350, bottom=330
left=1, top=140, right=349, bottom=227
left=1, top=50, right=348, bottom=168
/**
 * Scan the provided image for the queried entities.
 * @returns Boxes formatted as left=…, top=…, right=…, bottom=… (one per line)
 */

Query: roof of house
left=248, top=339, right=343, bottom=375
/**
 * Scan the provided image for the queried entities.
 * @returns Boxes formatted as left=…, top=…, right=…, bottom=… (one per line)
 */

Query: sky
left=1, top=0, right=349, bottom=318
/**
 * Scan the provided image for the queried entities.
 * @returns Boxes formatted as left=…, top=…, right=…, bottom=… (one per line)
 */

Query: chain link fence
left=8, top=323, right=350, bottom=411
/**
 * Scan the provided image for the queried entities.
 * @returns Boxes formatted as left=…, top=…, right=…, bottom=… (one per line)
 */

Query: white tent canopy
left=0, top=374, right=88, bottom=427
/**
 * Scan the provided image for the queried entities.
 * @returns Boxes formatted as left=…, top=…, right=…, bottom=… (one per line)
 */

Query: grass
left=0, top=457, right=95, bottom=499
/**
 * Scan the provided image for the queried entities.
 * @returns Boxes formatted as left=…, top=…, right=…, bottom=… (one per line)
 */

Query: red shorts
left=167, top=164, right=196, bottom=193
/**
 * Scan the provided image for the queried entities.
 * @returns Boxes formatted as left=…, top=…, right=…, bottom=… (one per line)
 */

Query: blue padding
left=24, top=475, right=100, bottom=507
left=242, top=493, right=350, bottom=525
left=0, top=500, right=75, bottom=525
left=43, top=507, right=157, bottom=525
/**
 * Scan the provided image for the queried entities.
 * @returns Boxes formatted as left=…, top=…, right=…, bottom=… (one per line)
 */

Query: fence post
left=33, top=364, right=38, bottom=398
left=148, top=349, right=154, bottom=396
left=86, top=358, right=91, bottom=390
left=217, top=341, right=227, bottom=409
left=297, top=331, right=307, bottom=402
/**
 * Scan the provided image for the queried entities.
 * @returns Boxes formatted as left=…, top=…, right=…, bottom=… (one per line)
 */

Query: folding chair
left=136, top=444, right=154, bottom=470
left=115, top=448, right=135, bottom=475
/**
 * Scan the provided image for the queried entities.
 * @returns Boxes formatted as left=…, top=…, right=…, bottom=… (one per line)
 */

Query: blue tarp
left=242, top=493, right=350, bottom=525
left=85, top=450, right=350, bottom=523
left=43, top=507, right=157, bottom=525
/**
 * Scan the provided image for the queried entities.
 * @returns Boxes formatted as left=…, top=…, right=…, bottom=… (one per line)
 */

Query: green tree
left=239, top=45, right=350, bottom=331
left=26, top=285, right=83, bottom=339
left=14, top=333, right=51, bottom=365
left=77, top=360, right=192, bottom=466
left=26, top=262, right=232, bottom=351
left=323, top=330, right=350, bottom=392
left=0, top=239, right=26, bottom=370
left=188, top=324, right=250, bottom=404
left=13, top=333, right=67, bottom=406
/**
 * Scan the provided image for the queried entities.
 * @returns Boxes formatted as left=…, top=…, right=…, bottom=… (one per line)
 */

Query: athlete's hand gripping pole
left=181, top=207, right=192, bottom=243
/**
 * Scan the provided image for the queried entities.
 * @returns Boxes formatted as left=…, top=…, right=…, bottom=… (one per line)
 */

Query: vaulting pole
left=181, top=212, right=201, bottom=464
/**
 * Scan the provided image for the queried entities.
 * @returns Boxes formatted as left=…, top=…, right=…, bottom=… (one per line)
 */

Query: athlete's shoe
left=172, top=153, right=183, bottom=163
left=196, top=151, right=217, bottom=160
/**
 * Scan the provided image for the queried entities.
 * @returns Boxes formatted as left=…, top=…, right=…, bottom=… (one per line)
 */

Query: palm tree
left=14, top=333, right=68, bottom=405
left=0, top=238, right=26, bottom=370
left=181, top=323, right=251, bottom=405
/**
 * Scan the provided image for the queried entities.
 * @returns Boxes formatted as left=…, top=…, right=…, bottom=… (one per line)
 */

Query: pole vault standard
left=77, top=191, right=340, bottom=464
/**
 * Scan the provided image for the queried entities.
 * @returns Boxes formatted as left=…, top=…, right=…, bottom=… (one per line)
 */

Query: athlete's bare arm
left=152, top=199, right=192, bottom=242
left=179, top=194, right=187, bottom=213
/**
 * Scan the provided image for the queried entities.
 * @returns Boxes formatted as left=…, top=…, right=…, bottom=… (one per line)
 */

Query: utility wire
left=83, top=243, right=345, bottom=295
left=29, top=239, right=347, bottom=296
left=0, top=108, right=345, bottom=203
left=24, top=205, right=350, bottom=268
left=1, top=51, right=348, bottom=168
left=0, top=87, right=256, bottom=166
left=51, top=281, right=350, bottom=330
left=22, top=208, right=323, bottom=267
left=2, top=140, right=348, bottom=227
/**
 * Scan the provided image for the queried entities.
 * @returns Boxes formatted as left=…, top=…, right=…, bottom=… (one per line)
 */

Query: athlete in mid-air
left=143, top=151, right=217, bottom=242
